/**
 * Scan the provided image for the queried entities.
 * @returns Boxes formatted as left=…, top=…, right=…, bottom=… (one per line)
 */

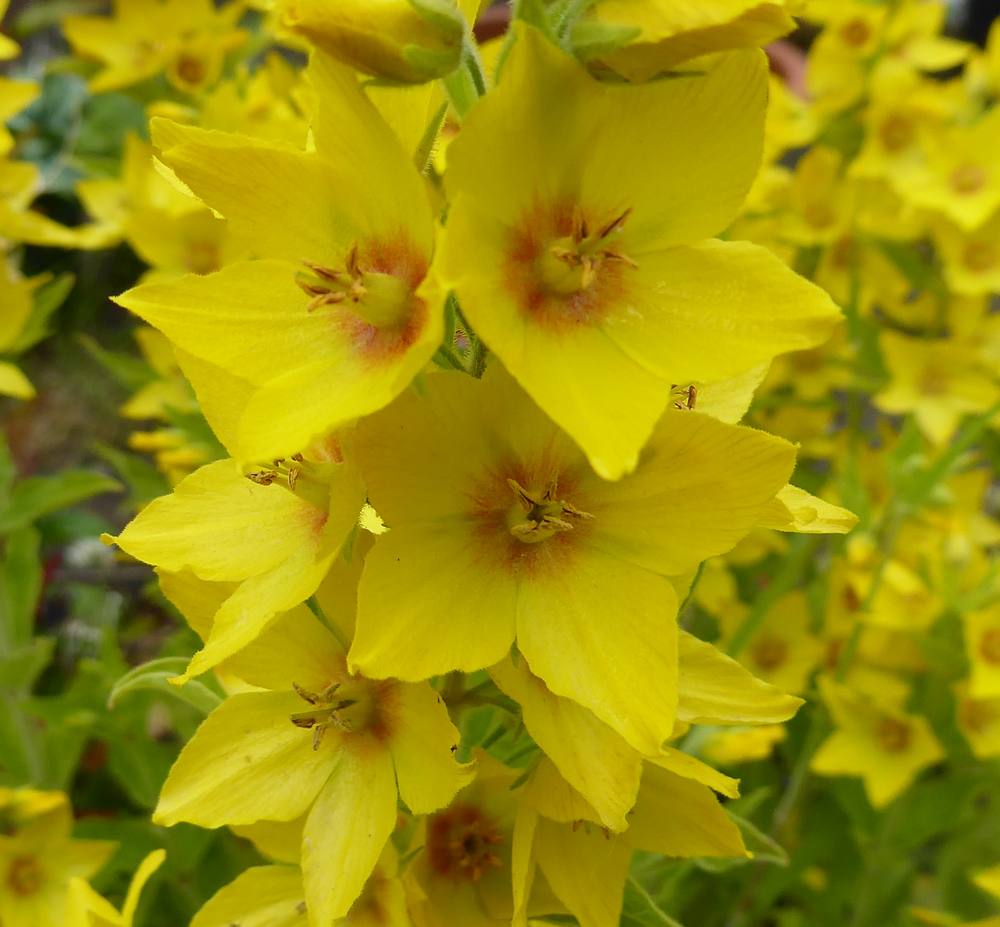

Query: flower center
left=751, top=636, right=788, bottom=672
left=963, top=241, right=997, bottom=273
left=6, top=856, right=43, bottom=896
left=918, top=366, right=949, bottom=396
left=245, top=452, right=337, bottom=511
left=840, top=18, right=872, bottom=48
left=296, top=243, right=415, bottom=330
left=538, top=206, right=637, bottom=296
left=950, top=163, right=988, bottom=196
left=427, top=803, right=504, bottom=882
left=878, top=114, right=913, bottom=153
left=186, top=240, right=220, bottom=275
left=959, top=697, right=997, bottom=734
left=289, top=679, right=379, bottom=750
left=875, top=718, right=911, bottom=753
left=174, top=52, right=208, bottom=87
left=979, top=628, right=1000, bottom=665
left=505, top=478, right=593, bottom=544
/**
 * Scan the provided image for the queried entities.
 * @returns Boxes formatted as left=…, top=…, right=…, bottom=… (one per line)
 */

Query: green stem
left=441, top=36, right=487, bottom=119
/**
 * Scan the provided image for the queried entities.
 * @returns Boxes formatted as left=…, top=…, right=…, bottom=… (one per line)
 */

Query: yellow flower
left=70, top=850, right=165, bottom=927
left=963, top=605, right=1000, bottom=700
left=700, top=724, right=787, bottom=766
left=512, top=753, right=746, bottom=925
left=955, top=685, right=1000, bottom=761
left=349, top=365, right=796, bottom=754
left=63, top=0, right=246, bottom=95
left=280, top=0, right=467, bottom=83
left=811, top=677, right=944, bottom=808
left=0, top=791, right=116, bottom=927
left=103, top=449, right=364, bottom=680
left=116, top=50, right=444, bottom=463
left=934, top=209, right=1000, bottom=296
left=903, top=106, right=1000, bottom=231
left=441, top=25, right=839, bottom=479
left=153, top=595, right=471, bottom=926
left=874, top=331, right=999, bottom=446
left=0, top=262, right=40, bottom=400
left=0, top=77, right=37, bottom=157
left=0, top=0, right=20, bottom=60
left=731, top=591, right=824, bottom=695
left=489, top=632, right=800, bottom=831
left=571, top=0, right=798, bottom=81
left=406, top=755, right=563, bottom=927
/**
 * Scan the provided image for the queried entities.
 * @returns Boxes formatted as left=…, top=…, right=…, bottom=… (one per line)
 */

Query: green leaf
left=0, top=526, right=42, bottom=646
left=78, top=334, right=157, bottom=392
left=0, top=470, right=121, bottom=534
left=109, top=658, right=222, bottom=716
left=94, top=442, right=170, bottom=508
left=0, top=638, right=54, bottom=692
left=621, top=877, right=686, bottom=927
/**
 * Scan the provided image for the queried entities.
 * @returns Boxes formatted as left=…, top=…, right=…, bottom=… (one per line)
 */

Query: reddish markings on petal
left=503, top=199, right=632, bottom=332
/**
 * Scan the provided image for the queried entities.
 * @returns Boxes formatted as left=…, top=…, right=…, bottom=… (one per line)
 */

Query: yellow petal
left=190, top=865, right=307, bottom=927
left=490, top=655, right=642, bottom=832
left=389, top=682, right=473, bottom=814
left=757, top=484, right=858, bottom=534
left=601, top=240, right=840, bottom=386
left=626, top=763, right=747, bottom=858
left=534, top=817, right=631, bottom=927
left=302, top=745, right=397, bottom=924
left=350, top=526, right=519, bottom=679
left=515, top=544, right=679, bottom=755
left=0, top=362, right=34, bottom=399
left=677, top=631, right=804, bottom=725
left=122, top=850, right=167, bottom=926
left=584, top=411, right=797, bottom=575
left=154, top=691, right=340, bottom=826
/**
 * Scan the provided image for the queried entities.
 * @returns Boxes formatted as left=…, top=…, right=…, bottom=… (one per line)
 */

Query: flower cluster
left=90, top=1, right=860, bottom=924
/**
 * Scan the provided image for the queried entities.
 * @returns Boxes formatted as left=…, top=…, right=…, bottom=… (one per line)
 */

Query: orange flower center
left=289, top=677, right=397, bottom=749
left=875, top=718, right=911, bottom=753
left=751, top=636, right=788, bottom=672
left=878, top=114, right=914, bottom=153
left=959, top=697, right=997, bottom=734
left=427, top=803, right=504, bottom=882
left=950, top=163, right=988, bottom=196
left=174, top=53, right=208, bottom=87
left=505, top=478, right=593, bottom=545
left=979, top=628, right=1000, bottom=665
left=505, top=202, right=636, bottom=330
left=840, top=18, right=872, bottom=48
left=186, top=240, right=220, bottom=275
left=6, top=856, right=43, bottom=896
left=295, top=235, right=429, bottom=361
left=963, top=241, right=997, bottom=273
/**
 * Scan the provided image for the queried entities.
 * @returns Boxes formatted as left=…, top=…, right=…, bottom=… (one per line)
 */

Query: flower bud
left=571, top=0, right=798, bottom=81
left=281, top=0, right=466, bottom=83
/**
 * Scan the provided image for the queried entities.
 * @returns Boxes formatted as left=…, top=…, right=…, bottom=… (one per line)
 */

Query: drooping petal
left=533, top=817, right=631, bottom=927
left=154, top=691, right=340, bottom=827
left=515, top=544, right=678, bottom=754
left=757, top=484, right=859, bottom=534
left=490, top=656, right=642, bottom=832
left=677, top=632, right=804, bottom=725
left=190, top=865, right=307, bottom=927
left=301, top=745, right=397, bottom=925
left=625, top=763, right=747, bottom=858
left=388, top=682, right=473, bottom=815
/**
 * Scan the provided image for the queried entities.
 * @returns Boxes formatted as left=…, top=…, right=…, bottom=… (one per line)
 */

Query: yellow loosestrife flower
left=963, top=606, right=1000, bottom=699
left=116, top=50, right=444, bottom=463
left=349, top=365, right=796, bottom=754
left=103, top=450, right=364, bottom=680
left=0, top=790, right=116, bottom=927
left=70, top=850, right=165, bottom=927
left=811, top=677, right=944, bottom=808
left=441, top=26, right=839, bottom=479
left=154, top=601, right=471, bottom=926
